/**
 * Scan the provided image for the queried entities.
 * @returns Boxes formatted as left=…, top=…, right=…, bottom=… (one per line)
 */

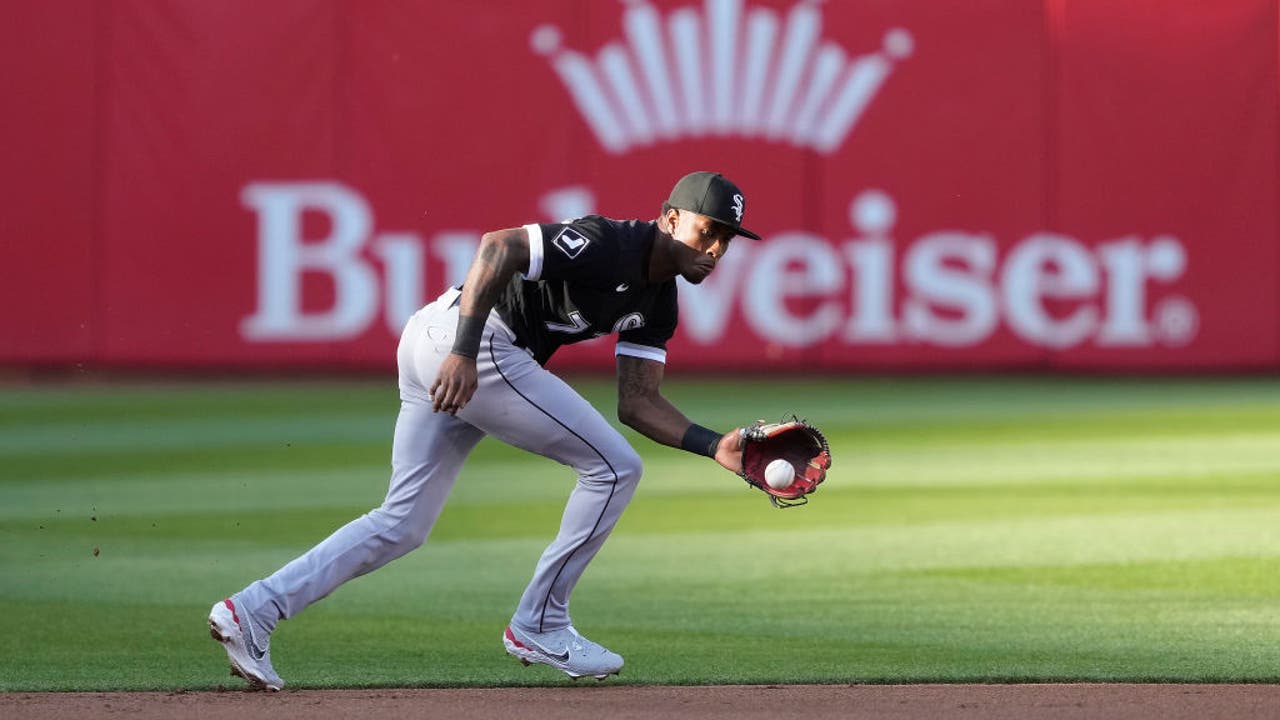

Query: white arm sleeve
left=522, top=223, right=545, bottom=281
left=615, top=341, right=667, bottom=364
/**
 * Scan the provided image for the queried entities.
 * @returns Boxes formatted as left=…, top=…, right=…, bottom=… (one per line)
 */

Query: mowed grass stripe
left=7, top=418, right=1278, bottom=488
left=6, top=375, right=1279, bottom=430
left=7, top=501, right=1277, bottom=603
left=0, top=413, right=393, bottom=455
left=847, top=433, right=1280, bottom=486
left=0, top=381, right=398, bottom=424
left=7, top=462, right=1278, bottom=541
left=10, top=480, right=1276, bottom=550
left=1, top=442, right=390, bottom=484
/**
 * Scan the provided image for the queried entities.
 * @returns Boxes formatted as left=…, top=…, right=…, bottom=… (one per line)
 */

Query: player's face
left=666, top=210, right=735, bottom=262
left=662, top=209, right=735, bottom=284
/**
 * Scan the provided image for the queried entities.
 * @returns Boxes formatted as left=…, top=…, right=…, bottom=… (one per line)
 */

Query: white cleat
left=503, top=624, right=623, bottom=680
left=208, top=598, right=284, bottom=692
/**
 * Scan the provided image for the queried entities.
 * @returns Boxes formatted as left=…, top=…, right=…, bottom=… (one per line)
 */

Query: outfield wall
left=3, top=0, right=1278, bottom=372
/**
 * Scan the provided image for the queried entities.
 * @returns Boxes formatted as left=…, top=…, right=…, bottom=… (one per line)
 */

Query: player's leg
left=232, top=405, right=482, bottom=627
left=457, top=334, right=641, bottom=677
left=211, top=295, right=483, bottom=689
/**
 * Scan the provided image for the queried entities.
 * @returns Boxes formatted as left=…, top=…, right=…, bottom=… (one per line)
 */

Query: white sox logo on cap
left=732, top=193, right=744, bottom=222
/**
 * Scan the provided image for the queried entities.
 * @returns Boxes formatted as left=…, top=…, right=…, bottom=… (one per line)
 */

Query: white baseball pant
left=236, top=287, right=643, bottom=636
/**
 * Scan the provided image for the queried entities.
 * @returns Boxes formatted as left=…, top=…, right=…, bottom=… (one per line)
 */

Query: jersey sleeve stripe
left=615, top=341, right=667, bottom=364
left=522, top=223, right=545, bottom=281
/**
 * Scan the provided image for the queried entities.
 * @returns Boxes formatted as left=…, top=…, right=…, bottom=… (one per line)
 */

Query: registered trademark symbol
left=1154, top=296, right=1198, bottom=346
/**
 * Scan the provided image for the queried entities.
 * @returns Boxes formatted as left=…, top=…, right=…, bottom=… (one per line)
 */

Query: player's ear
left=662, top=208, right=680, bottom=234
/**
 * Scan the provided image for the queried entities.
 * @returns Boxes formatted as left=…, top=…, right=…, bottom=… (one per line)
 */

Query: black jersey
left=494, top=215, right=678, bottom=366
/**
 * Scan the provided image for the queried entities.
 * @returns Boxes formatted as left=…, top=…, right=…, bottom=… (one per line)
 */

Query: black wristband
left=680, top=423, right=721, bottom=458
left=450, top=314, right=486, bottom=359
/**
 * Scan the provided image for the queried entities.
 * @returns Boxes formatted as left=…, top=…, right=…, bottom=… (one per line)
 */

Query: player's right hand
left=430, top=353, right=478, bottom=415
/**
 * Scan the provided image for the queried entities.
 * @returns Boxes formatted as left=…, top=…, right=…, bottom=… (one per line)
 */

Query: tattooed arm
left=430, top=228, right=530, bottom=414
left=616, top=355, right=743, bottom=472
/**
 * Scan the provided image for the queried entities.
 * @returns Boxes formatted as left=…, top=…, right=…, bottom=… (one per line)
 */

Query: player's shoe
left=503, top=624, right=623, bottom=680
left=208, top=598, right=284, bottom=691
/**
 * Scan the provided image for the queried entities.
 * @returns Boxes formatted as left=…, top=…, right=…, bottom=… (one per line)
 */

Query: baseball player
left=209, top=171, right=761, bottom=689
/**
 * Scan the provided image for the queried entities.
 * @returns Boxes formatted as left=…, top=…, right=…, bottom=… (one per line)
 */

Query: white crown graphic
left=532, top=0, right=912, bottom=154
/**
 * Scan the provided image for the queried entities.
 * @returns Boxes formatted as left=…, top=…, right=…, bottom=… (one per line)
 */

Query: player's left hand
left=738, top=417, right=832, bottom=508
left=430, top=353, right=478, bottom=414
left=713, top=428, right=744, bottom=474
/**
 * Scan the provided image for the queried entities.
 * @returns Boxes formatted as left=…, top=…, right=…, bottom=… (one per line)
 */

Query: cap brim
left=703, top=214, right=763, bottom=241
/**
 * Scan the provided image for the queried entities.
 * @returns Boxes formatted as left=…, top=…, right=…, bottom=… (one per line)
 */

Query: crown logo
left=532, top=0, right=912, bottom=154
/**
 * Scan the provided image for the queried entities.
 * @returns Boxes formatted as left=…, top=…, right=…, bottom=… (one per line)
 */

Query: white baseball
left=764, top=459, right=795, bottom=489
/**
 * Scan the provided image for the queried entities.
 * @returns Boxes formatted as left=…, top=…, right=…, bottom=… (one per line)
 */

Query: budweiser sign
left=240, top=183, right=1196, bottom=350
left=11, top=0, right=1272, bottom=372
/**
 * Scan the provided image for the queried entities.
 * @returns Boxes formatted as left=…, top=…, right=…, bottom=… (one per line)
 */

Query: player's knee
left=575, top=441, right=642, bottom=488
left=371, top=505, right=431, bottom=552
left=391, top=523, right=431, bottom=551
left=613, top=447, right=643, bottom=488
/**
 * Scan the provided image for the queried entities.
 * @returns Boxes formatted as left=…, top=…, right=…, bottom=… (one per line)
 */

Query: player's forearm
left=616, top=355, right=724, bottom=456
left=617, top=392, right=693, bottom=447
left=451, top=228, right=530, bottom=358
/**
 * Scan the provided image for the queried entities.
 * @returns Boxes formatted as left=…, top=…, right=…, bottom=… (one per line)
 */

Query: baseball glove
left=739, top=415, right=832, bottom=508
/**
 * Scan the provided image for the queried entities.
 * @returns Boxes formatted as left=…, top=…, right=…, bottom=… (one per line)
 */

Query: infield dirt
left=4, top=684, right=1278, bottom=720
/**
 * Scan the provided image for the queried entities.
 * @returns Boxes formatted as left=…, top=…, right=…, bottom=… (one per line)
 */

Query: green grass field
left=2, top=376, right=1278, bottom=691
